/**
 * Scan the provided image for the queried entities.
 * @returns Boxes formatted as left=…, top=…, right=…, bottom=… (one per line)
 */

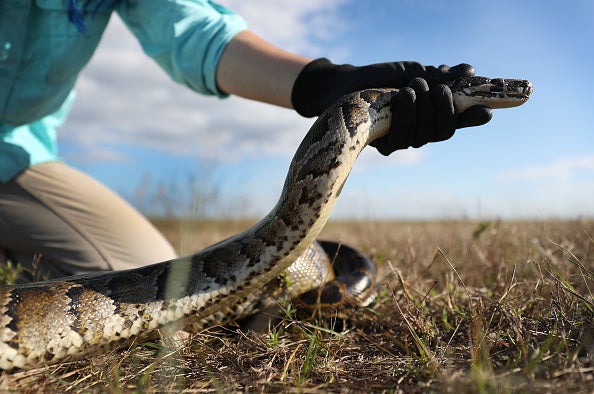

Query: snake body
left=0, top=77, right=532, bottom=371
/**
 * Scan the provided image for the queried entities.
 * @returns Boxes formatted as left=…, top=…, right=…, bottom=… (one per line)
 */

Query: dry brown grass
left=2, top=219, right=593, bottom=393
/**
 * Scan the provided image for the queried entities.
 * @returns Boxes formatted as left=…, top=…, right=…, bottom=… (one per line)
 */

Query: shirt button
left=0, top=42, right=11, bottom=61
left=0, top=42, right=12, bottom=62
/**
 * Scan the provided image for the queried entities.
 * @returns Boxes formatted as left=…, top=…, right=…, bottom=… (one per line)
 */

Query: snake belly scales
left=0, top=76, right=533, bottom=371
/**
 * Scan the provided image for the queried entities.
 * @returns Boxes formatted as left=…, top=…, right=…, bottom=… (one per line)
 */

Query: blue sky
left=60, top=0, right=593, bottom=220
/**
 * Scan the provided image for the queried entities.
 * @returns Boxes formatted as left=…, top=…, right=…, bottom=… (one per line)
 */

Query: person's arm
left=216, top=30, right=492, bottom=156
left=216, top=30, right=311, bottom=109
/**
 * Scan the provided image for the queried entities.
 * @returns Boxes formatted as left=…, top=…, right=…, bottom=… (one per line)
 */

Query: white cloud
left=64, top=146, right=131, bottom=164
left=353, top=146, right=427, bottom=173
left=218, top=0, right=351, bottom=56
left=500, top=155, right=594, bottom=181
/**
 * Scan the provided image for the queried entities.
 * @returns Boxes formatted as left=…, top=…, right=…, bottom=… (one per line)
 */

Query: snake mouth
left=449, top=76, right=534, bottom=102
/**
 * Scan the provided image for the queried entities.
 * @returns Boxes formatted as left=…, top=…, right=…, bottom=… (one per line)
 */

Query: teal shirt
left=0, top=0, right=247, bottom=182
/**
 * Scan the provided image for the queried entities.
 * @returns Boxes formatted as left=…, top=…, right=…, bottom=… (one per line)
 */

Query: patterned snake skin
left=0, top=77, right=532, bottom=370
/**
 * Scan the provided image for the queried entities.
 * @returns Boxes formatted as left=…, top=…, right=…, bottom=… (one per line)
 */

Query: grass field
left=2, top=219, right=593, bottom=393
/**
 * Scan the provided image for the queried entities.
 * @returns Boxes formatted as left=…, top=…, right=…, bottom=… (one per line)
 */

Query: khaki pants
left=0, top=162, right=177, bottom=283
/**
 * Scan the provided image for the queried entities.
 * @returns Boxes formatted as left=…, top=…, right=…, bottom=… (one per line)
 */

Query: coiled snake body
left=0, top=77, right=532, bottom=371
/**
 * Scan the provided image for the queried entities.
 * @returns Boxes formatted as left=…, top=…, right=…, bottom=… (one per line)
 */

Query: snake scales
left=0, top=76, right=532, bottom=371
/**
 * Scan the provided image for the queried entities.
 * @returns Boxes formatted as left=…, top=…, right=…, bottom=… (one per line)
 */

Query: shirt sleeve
left=117, top=0, right=247, bottom=97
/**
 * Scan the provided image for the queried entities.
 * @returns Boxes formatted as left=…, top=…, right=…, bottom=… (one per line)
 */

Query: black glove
left=291, top=58, right=492, bottom=155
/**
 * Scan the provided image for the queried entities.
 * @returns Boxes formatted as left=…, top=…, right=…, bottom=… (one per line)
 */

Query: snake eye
left=468, top=76, right=491, bottom=87
left=489, top=79, right=505, bottom=93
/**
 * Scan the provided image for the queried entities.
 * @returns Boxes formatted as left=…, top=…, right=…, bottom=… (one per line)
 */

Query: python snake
left=0, top=76, right=532, bottom=371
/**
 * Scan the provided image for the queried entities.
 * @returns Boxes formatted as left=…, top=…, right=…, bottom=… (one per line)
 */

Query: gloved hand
left=291, top=58, right=493, bottom=155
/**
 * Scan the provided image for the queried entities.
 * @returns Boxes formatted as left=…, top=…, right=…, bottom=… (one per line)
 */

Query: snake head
left=448, top=76, right=534, bottom=112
